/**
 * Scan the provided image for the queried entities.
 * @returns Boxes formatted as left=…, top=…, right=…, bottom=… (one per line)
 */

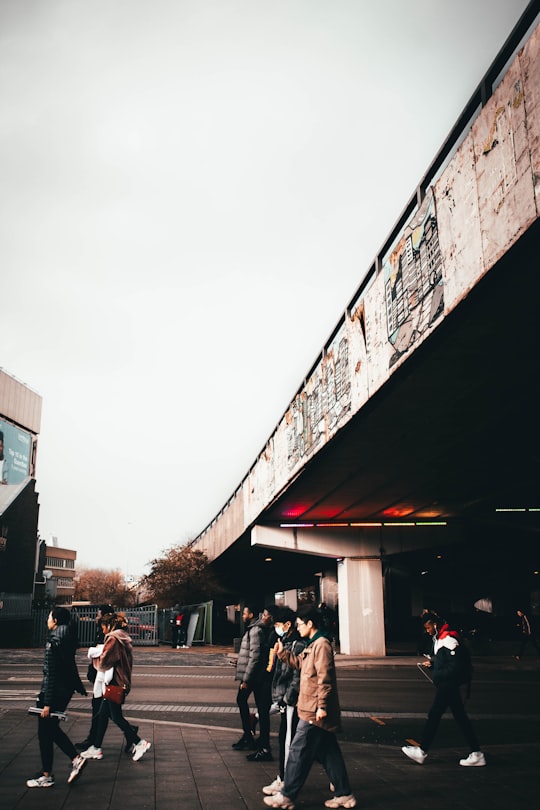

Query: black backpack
left=454, top=636, right=474, bottom=696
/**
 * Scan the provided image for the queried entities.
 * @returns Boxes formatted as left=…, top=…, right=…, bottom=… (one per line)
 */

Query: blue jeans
left=283, top=719, right=352, bottom=801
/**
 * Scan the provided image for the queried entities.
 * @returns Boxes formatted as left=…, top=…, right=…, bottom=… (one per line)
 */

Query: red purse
left=103, top=683, right=126, bottom=704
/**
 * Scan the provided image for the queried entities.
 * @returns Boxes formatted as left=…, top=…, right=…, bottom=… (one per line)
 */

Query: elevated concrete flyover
left=192, top=5, right=540, bottom=654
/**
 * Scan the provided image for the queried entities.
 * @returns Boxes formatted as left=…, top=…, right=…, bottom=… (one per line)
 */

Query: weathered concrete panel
left=473, top=54, right=537, bottom=267
left=521, top=21, right=540, bottom=211
left=435, top=133, right=484, bottom=306
left=364, top=189, right=445, bottom=399
left=245, top=311, right=370, bottom=523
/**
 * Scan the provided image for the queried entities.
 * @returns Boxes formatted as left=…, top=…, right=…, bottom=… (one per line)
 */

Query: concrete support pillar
left=283, top=589, right=298, bottom=610
left=337, top=557, right=385, bottom=656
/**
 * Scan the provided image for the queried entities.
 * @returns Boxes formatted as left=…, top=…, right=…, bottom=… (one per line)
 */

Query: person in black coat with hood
left=27, top=607, right=88, bottom=788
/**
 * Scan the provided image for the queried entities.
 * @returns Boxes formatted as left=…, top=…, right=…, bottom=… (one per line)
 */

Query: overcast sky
left=0, top=0, right=531, bottom=578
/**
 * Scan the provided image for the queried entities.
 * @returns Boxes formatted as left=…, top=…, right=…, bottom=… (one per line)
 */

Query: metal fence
left=31, top=604, right=159, bottom=648
left=0, top=592, right=33, bottom=619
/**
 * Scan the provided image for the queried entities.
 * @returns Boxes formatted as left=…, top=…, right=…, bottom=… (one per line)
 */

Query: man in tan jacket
left=263, top=605, right=356, bottom=810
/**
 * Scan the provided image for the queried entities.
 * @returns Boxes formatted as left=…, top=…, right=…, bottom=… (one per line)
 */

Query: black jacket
left=271, top=628, right=306, bottom=706
left=39, top=623, right=86, bottom=710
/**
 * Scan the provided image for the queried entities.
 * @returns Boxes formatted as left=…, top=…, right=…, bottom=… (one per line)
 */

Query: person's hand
left=41, top=706, right=51, bottom=718
left=275, top=638, right=284, bottom=654
left=315, top=707, right=327, bottom=721
left=240, top=681, right=248, bottom=690
left=422, top=660, right=432, bottom=669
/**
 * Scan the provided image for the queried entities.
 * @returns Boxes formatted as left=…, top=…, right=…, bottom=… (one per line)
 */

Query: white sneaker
left=263, top=793, right=295, bottom=809
left=67, top=755, right=87, bottom=784
left=80, top=745, right=103, bottom=760
left=325, top=795, right=357, bottom=808
left=26, top=773, right=55, bottom=788
left=459, top=751, right=486, bottom=767
left=132, top=739, right=151, bottom=761
left=263, top=775, right=284, bottom=795
left=402, top=745, right=427, bottom=764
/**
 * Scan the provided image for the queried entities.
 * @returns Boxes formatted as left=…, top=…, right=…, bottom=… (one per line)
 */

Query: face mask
left=275, top=626, right=285, bottom=637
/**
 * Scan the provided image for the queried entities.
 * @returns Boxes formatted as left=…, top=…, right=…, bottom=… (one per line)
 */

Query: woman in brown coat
left=80, top=613, right=151, bottom=763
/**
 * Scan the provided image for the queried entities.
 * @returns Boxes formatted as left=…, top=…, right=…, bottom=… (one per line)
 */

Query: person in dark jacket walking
left=514, top=609, right=540, bottom=659
left=26, top=607, right=88, bottom=788
left=246, top=604, right=278, bottom=763
left=232, top=604, right=271, bottom=752
left=262, top=607, right=307, bottom=797
left=402, top=611, right=486, bottom=767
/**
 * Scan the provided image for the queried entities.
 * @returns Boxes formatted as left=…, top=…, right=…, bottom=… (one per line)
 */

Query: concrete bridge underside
left=208, top=220, right=540, bottom=652
left=195, top=11, right=540, bottom=654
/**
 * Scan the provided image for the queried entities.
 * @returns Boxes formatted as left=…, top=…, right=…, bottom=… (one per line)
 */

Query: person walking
left=514, top=609, right=540, bottom=659
left=26, top=607, right=88, bottom=788
left=262, top=607, right=306, bottom=797
left=246, top=604, right=278, bottom=762
left=76, top=603, right=115, bottom=751
left=263, top=604, right=356, bottom=810
left=232, top=604, right=270, bottom=753
left=80, top=612, right=151, bottom=762
left=402, top=611, right=486, bottom=767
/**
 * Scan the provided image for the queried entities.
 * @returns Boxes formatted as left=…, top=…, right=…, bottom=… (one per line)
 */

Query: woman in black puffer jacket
left=27, top=607, right=88, bottom=789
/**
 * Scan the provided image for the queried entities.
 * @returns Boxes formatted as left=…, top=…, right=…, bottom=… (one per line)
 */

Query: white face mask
left=275, top=626, right=285, bottom=637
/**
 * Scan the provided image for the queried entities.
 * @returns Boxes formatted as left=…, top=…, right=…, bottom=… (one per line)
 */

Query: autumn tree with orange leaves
left=73, top=567, right=136, bottom=606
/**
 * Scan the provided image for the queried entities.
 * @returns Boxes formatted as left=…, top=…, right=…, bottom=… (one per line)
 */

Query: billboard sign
left=0, top=419, right=32, bottom=485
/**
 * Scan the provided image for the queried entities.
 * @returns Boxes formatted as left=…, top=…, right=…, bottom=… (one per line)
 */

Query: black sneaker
left=246, top=748, right=274, bottom=762
left=232, top=734, right=257, bottom=750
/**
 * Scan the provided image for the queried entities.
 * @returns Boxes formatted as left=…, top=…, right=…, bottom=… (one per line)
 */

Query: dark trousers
left=517, top=634, right=540, bottom=657
left=253, top=675, right=272, bottom=750
left=38, top=715, right=77, bottom=774
left=237, top=683, right=255, bottom=737
left=420, top=683, right=480, bottom=752
left=94, top=698, right=140, bottom=749
left=283, top=719, right=352, bottom=801
left=87, top=696, right=108, bottom=744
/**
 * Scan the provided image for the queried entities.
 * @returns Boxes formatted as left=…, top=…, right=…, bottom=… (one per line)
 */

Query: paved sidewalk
left=1, top=704, right=539, bottom=810
left=1, top=647, right=539, bottom=810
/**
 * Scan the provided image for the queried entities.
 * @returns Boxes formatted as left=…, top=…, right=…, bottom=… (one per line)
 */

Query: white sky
left=0, top=0, right=531, bottom=577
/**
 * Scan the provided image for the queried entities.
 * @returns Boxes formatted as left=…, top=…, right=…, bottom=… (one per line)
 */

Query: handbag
left=103, top=683, right=126, bottom=705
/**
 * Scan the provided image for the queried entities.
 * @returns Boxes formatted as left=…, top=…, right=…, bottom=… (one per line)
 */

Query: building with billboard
left=0, top=368, right=42, bottom=646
